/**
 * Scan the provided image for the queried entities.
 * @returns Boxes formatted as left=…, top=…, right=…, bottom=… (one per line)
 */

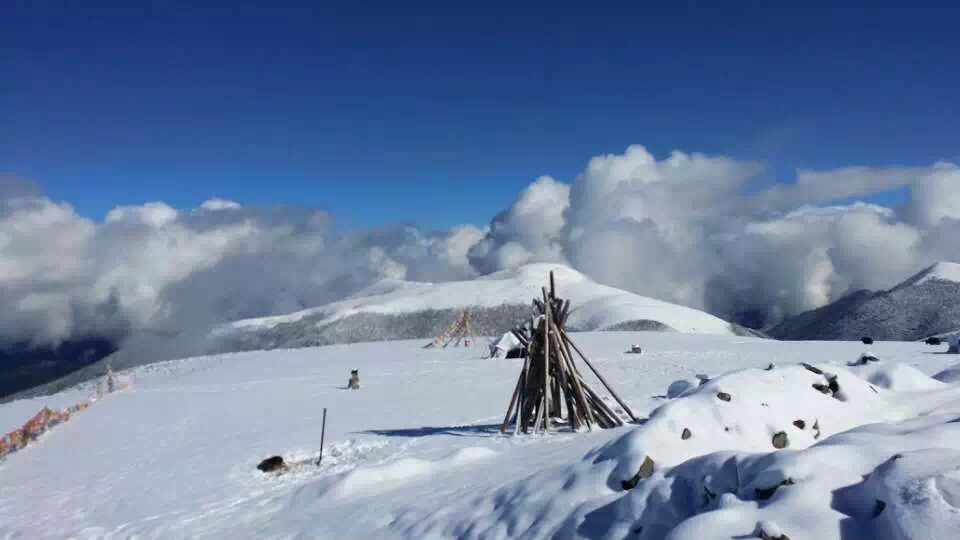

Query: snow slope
left=771, top=261, right=960, bottom=341
left=223, top=264, right=736, bottom=335
left=3, top=333, right=960, bottom=538
left=8, top=264, right=751, bottom=403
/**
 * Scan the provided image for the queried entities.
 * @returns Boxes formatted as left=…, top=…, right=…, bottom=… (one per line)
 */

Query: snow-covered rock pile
left=393, top=362, right=960, bottom=539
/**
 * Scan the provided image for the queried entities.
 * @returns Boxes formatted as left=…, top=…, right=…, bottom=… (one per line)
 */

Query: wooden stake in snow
left=315, top=408, right=327, bottom=466
left=500, top=271, right=635, bottom=434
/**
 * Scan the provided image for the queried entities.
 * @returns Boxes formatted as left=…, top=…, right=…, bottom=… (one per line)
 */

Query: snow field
left=1, top=334, right=960, bottom=538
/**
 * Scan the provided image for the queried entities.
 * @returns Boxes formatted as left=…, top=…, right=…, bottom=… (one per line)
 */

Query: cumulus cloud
left=0, top=183, right=479, bottom=347
left=471, top=145, right=960, bottom=326
left=4, top=146, right=960, bottom=350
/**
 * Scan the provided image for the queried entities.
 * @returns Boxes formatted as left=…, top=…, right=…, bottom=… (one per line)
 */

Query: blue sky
left=5, top=1, right=959, bottom=229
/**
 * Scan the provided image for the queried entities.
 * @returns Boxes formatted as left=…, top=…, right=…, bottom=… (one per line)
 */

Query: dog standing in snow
left=348, top=369, right=360, bottom=390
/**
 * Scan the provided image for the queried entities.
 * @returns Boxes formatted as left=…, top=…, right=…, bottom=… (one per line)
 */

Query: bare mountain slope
left=770, top=262, right=960, bottom=341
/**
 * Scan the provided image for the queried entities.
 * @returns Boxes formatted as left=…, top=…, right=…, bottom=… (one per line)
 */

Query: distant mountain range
left=769, top=261, right=960, bottom=341
left=5, top=264, right=758, bottom=401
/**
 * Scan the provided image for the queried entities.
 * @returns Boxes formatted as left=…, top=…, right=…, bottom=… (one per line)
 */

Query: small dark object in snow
left=850, top=353, right=880, bottom=366
left=696, top=374, right=710, bottom=386
left=724, top=427, right=731, bottom=432
left=873, top=499, right=887, bottom=518
left=621, top=456, right=655, bottom=490
left=717, top=392, right=732, bottom=402
left=755, top=478, right=794, bottom=500
left=892, top=453, right=904, bottom=461
left=813, top=420, right=821, bottom=439
left=765, top=362, right=775, bottom=371
left=626, top=345, right=642, bottom=354
left=633, top=526, right=643, bottom=535
left=758, top=531, right=791, bottom=540
left=827, top=375, right=840, bottom=394
left=761, top=402, right=769, bottom=407
left=926, top=337, right=943, bottom=346
left=772, top=431, right=789, bottom=449
left=801, top=363, right=823, bottom=375
left=257, top=455, right=286, bottom=473
left=793, top=420, right=806, bottom=429
left=862, top=336, right=874, bottom=345
left=870, top=385, right=878, bottom=393
left=812, top=383, right=831, bottom=394
left=681, top=428, right=692, bottom=440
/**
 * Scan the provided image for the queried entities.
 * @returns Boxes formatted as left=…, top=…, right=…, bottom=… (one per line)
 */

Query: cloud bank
left=3, top=146, right=960, bottom=348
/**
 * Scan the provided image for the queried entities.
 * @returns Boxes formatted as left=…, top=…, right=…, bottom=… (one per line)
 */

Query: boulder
left=257, top=455, right=286, bottom=473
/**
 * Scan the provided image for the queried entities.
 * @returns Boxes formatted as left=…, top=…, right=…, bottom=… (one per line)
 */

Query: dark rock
left=717, top=392, right=732, bottom=402
left=927, top=337, right=943, bottom=346
left=257, top=455, right=286, bottom=473
left=772, top=431, right=789, bottom=449
left=862, top=337, right=874, bottom=345
left=621, top=456, right=655, bottom=490
left=792, top=420, right=806, bottom=429
left=813, top=420, right=821, bottom=439
left=755, top=478, right=795, bottom=500
left=873, top=499, right=887, bottom=517
left=765, top=363, right=775, bottom=371
left=812, top=383, right=831, bottom=394
left=633, top=526, right=643, bottom=535
left=827, top=375, right=840, bottom=393
left=801, top=363, right=823, bottom=375
left=681, top=428, right=692, bottom=440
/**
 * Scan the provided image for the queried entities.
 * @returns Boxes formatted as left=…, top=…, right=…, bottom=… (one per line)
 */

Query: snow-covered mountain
left=7, top=264, right=756, bottom=401
left=770, top=261, right=960, bottom=341
left=4, top=332, right=960, bottom=538
left=215, top=263, right=748, bottom=347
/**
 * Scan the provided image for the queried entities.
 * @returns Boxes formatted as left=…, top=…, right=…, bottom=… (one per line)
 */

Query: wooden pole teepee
left=501, top=271, right=637, bottom=434
left=423, top=310, right=476, bottom=349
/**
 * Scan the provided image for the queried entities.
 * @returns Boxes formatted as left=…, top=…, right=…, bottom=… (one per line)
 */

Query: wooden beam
left=542, top=288, right=552, bottom=433
left=559, top=328, right=638, bottom=422
left=500, top=360, right=526, bottom=433
left=553, top=330, right=595, bottom=429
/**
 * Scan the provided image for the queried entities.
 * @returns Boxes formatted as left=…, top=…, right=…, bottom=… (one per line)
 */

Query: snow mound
left=396, top=362, right=960, bottom=539
left=862, top=448, right=960, bottom=540
left=302, top=447, right=498, bottom=502
left=935, top=364, right=960, bottom=384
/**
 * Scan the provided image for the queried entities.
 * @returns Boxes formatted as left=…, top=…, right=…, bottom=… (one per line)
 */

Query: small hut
left=501, top=271, right=637, bottom=434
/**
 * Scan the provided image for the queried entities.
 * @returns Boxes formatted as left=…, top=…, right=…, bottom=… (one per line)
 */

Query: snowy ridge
left=893, top=261, right=960, bottom=290
left=223, top=263, right=735, bottom=335
left=771, top=260, right=960, bottom=341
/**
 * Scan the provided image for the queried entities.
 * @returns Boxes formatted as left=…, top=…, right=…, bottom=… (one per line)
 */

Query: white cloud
left=3, top=145, right=960, bottom=349
left=472, top=145, right=960, bottom=326
left=200, top=198, right=242, bottom=211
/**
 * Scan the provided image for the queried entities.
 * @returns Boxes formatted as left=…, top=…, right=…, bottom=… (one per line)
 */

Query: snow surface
left=907, top=261, right=960, bottom=287
left=4, top=333, right=960, bottom=538
left=222, top=264, right=736, bottom=335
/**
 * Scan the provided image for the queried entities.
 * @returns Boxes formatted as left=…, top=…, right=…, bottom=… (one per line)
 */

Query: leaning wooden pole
left=542, top=287, right=552, bottom=433
left=559, top=328, right=638, bottom=422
